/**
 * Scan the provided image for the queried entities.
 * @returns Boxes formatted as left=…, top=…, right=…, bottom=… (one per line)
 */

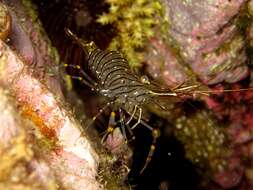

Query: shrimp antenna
left=191, top=87, right=253, bottom=94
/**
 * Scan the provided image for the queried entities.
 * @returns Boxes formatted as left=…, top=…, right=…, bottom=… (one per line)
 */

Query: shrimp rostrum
left=64, top=28, right=196, bottom=173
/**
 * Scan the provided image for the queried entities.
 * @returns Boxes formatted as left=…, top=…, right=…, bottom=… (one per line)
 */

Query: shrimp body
left=88, top=49, right=172, bottom=108
left=65, top=28, right=178, bottom=173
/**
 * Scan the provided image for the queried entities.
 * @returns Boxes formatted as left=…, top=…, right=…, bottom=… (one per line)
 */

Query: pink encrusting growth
left=147, top=0, right=249, bottom=85
left=0, top=39, right=101, bottom=190
left=0, top=87, right=61, bottom=190
left=0, top=1, right=103, bottom=189
left=144, top=0, right=253, bottom=189
left=6, top=0, right=62, bottom=95
left=145, top=37, right=188, bottom=87
left=208, top=85, right=253, bottom=189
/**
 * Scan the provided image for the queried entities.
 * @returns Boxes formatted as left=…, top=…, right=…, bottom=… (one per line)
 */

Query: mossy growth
left=97, top=0, right=163, bottom=67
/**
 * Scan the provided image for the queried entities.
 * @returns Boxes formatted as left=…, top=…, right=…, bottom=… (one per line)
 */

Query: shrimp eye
left=140, top=75, right=150, bottom=85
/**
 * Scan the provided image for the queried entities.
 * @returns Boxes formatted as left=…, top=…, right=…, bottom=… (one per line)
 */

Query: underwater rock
left=0, top=1, right=102, bottom=190
left=205, top=85, right=253, bottom=189
left=10, top=0, right=253, bottom=189
left=0, top=88, right=60, bottom=190
left=166, top=0, right=249, bottom=84
left=145, top=37, right=188, bottom=87
left=146, top=0, right=249, bottom=85
left=145, top=1, right=253, bottom=189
